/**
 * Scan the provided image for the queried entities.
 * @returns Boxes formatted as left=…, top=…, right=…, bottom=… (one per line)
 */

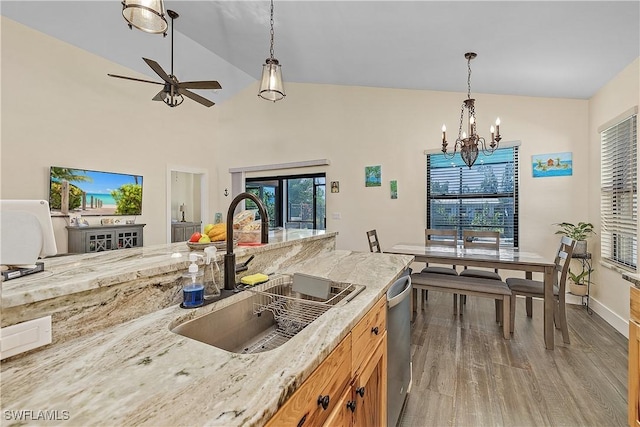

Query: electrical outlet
left=332, top=212, right=341, bottom=220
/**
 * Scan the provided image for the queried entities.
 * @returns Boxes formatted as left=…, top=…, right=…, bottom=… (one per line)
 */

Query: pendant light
left=258, top=0, right=285, bottom=102
left=121, top=0, right=168, bottom=35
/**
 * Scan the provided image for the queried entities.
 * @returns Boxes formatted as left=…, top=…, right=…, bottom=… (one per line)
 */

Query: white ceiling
left=2, top=1, right=639, bottom=105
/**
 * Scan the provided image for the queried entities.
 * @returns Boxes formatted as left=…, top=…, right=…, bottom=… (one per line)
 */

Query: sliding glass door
left=246, top=173, right=326, bottom=230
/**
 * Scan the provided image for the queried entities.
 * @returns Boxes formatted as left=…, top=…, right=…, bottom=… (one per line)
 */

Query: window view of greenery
left=427, top=147, right=518, bottom=247
left=246, top=174, right=326, bottom=230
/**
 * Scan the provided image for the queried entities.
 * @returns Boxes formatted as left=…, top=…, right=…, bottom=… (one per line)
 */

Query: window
left=601, top=111, right=638, bottom=271
left=246, top=173, right=326, bottom=230
left=426, top=146, right=519, bottom=247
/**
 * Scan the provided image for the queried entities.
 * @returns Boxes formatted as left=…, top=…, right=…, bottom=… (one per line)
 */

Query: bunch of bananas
left=205, top=223, right=227, bottom=242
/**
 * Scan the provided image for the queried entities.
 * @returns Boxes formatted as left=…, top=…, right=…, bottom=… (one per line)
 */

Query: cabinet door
left=630, top=319, right=640, bottom=427
left=266, top=335, right=352, bottom=427
left=117, top=228, right=142, bottom=248
left=322, top=385, right=354, bottom=427
left=86, top=230, right=115, bottom=252
left=354, top=334, right=387, bottom=427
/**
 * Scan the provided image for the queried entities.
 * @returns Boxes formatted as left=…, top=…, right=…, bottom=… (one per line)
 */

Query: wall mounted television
left=49, top=167, right=143, bottom=216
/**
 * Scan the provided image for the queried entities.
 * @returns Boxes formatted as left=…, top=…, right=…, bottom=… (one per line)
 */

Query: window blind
left=601, top=113, right=638, bottom=270
left=426, top=146, right=519, bottom=247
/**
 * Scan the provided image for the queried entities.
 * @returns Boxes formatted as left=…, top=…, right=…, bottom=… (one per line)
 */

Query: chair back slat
left=367, top=229, right=382, bottom=253
left=462, top=230, right=500, bottom=250
left=425, top=229, right=457, bottom=247
left=556, top=237, right=576, bottom=293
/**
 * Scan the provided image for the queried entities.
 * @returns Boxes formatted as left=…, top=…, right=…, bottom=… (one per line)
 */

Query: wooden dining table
left=386, top=243, right=559, bottom=350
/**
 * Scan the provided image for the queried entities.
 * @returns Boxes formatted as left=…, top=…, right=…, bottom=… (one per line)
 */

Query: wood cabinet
left=629, top=286, right=640, bottom=426
left=67, top=224, right=145, bottom=253
left=171, top=222, right=201, bottom=243
left=268, top=296, right=388, bottom=427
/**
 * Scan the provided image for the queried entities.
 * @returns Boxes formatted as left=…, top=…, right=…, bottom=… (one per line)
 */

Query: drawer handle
left=356, top=386, right=365, bottom=397
left=346, top=400, right=357, bottom=412
left=317, top=394, right=330, bottom=410
left=371, top=326, right=379, bottom=335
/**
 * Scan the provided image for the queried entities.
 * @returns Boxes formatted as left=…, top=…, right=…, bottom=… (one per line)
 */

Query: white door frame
left=166, top=165, right=209, bottom=243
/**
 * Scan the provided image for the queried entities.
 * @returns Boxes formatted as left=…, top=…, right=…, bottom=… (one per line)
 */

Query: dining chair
left=506, top=236, right=576, bottom=343
left=459, top=230, right=502, bottom=280
left=458, top=230, right=502, bottom=318
left=366, top=229, right=382, bottom=253
left=420, top=229, right=458, bottom=275
left=420, top=229, right=459, bottom=306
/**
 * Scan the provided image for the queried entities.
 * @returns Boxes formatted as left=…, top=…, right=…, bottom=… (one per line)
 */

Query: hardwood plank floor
left=398, top=292, right=628, bottom=427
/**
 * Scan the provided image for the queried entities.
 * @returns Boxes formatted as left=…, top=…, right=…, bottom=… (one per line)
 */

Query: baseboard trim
left=566, top=294, right=628, bottom=338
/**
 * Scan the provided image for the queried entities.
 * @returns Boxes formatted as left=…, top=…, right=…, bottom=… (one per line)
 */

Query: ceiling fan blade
left=142, top=58, right=172, bottom=84
left=178, top=80, right=222, bottom=90
left=107, top=74, right=163, bottom=85
left=178, top=88, right=215, bottom=107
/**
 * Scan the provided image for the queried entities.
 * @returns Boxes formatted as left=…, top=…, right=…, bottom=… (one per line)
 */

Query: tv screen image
left=49, top=167, right=143, bottom=216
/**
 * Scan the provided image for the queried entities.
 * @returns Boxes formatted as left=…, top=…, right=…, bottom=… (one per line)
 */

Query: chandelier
left=441, top=52, right=501, bottom=168
left=258, top=0, right=285, bottom=101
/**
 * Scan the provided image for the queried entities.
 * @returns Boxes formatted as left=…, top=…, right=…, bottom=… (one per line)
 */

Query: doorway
left=166, top=166, right=209, bottom=243
left=246, top=173, right=326, bottom=230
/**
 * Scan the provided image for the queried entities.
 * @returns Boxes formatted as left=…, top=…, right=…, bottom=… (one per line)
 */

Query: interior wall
left=587, top=58, right=640, bottom=325
left=0, top=18, right=222, bottom=251
left=215, top=81, right=589, bottom=260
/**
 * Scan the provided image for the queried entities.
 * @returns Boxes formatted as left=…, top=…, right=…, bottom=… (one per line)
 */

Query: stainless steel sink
left=170, top=274, right=364, bottom=354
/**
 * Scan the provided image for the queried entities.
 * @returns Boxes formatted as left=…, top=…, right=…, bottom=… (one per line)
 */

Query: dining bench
left=410, top=272, right=512, bottom=339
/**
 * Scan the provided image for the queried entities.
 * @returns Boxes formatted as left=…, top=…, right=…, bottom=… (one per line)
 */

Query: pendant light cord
left=269, top=0, right=275, bottom=60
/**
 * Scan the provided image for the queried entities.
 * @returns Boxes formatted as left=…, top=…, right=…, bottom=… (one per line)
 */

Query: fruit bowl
left=186, top=240, right=236, bottom=251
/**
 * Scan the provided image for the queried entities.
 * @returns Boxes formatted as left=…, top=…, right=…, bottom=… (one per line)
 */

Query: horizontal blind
left=601, top=113, right=638, bottom=270
left=427, top=147, right=519, bottom=247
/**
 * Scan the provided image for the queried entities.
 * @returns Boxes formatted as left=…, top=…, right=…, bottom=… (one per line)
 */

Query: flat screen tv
left=49, top=167, right=143, bottom=216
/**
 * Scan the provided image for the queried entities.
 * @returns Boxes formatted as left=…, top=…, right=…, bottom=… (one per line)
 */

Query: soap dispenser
left=182, top=253, right=204, bottom=308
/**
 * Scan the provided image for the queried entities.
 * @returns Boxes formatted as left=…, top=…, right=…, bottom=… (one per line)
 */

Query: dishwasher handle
left=387, top=275, right=412, bottom=309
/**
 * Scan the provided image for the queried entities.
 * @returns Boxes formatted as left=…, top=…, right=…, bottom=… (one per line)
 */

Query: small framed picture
left=331, top=181, right=340, bottom=193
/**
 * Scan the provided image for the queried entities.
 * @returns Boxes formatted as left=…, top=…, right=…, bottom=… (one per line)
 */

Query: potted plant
left=554, top=221, right=595, bottom=256
left=567, top=267, right=594, bottom=296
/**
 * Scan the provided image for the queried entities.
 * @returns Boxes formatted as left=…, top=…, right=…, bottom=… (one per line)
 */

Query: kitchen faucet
left=224, top=192, right=269, bottom=290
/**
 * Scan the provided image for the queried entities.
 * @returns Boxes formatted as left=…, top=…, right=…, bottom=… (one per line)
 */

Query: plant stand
left=570, top=252, right=592, bottom=315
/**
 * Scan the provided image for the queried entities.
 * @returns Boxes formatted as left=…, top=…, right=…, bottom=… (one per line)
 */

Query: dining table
left=386, top=242, right=559, bottom=350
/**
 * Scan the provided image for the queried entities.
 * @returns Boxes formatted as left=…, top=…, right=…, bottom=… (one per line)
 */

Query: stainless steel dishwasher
left=387, top=274, right=412, bottom=427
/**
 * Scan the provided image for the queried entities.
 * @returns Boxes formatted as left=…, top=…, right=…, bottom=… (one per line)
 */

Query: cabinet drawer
left=352, top=296, right=386, bottom=374
left=266, top=334, right=352, bottom=427
left=632, top=287, right=640, bottom=323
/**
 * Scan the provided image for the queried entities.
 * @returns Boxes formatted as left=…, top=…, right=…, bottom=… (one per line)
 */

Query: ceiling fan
left=108, top=10, right=221, bottom=108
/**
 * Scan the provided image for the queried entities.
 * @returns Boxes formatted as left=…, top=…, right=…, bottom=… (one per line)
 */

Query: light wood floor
left=397, top=292, right=628, bottom=427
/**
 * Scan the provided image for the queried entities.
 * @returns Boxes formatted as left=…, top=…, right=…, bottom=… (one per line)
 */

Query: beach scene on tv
left=49, top=167, right=143, bottom=216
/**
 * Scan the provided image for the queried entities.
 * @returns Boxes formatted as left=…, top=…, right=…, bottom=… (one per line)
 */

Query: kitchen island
left=1, top=230, right=413, bottom=426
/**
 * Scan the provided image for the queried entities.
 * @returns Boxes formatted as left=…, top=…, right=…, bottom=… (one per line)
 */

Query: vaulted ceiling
left=2, top=1, right=639, bottom=105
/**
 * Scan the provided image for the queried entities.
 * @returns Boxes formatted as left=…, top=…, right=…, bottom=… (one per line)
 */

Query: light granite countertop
left=1, top=244, right=413, bottom=426
left=2, top=229, right=335, bottom=309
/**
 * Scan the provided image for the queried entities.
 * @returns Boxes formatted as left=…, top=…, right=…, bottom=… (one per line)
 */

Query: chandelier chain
left=269, top=0, right=275, bottom=60
left=467, top=55, right=472, bottom=99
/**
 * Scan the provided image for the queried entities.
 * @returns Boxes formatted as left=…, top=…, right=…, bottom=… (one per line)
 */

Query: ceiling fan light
left=258, top=58, right=285, bottom=102
left=122, top=0, right=168, bottom=34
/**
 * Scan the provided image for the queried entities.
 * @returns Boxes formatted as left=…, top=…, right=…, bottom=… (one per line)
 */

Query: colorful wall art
left=532, top=152, right=573, bottom=178
left=390, top=180, right=398, bottom=199
left=365, top=165, right=382, bottom=187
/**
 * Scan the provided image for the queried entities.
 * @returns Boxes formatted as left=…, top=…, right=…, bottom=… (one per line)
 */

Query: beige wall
left=3, top=17, right=638, bottom=330
left=587, top=58, right=640, bottom=327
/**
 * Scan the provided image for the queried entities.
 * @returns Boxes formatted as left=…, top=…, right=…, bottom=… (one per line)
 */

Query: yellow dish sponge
left=240, top=273, right=269, bottom=286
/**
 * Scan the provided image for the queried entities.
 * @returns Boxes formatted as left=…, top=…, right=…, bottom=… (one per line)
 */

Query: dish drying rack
left=242, top=275, right=355, bottom=354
